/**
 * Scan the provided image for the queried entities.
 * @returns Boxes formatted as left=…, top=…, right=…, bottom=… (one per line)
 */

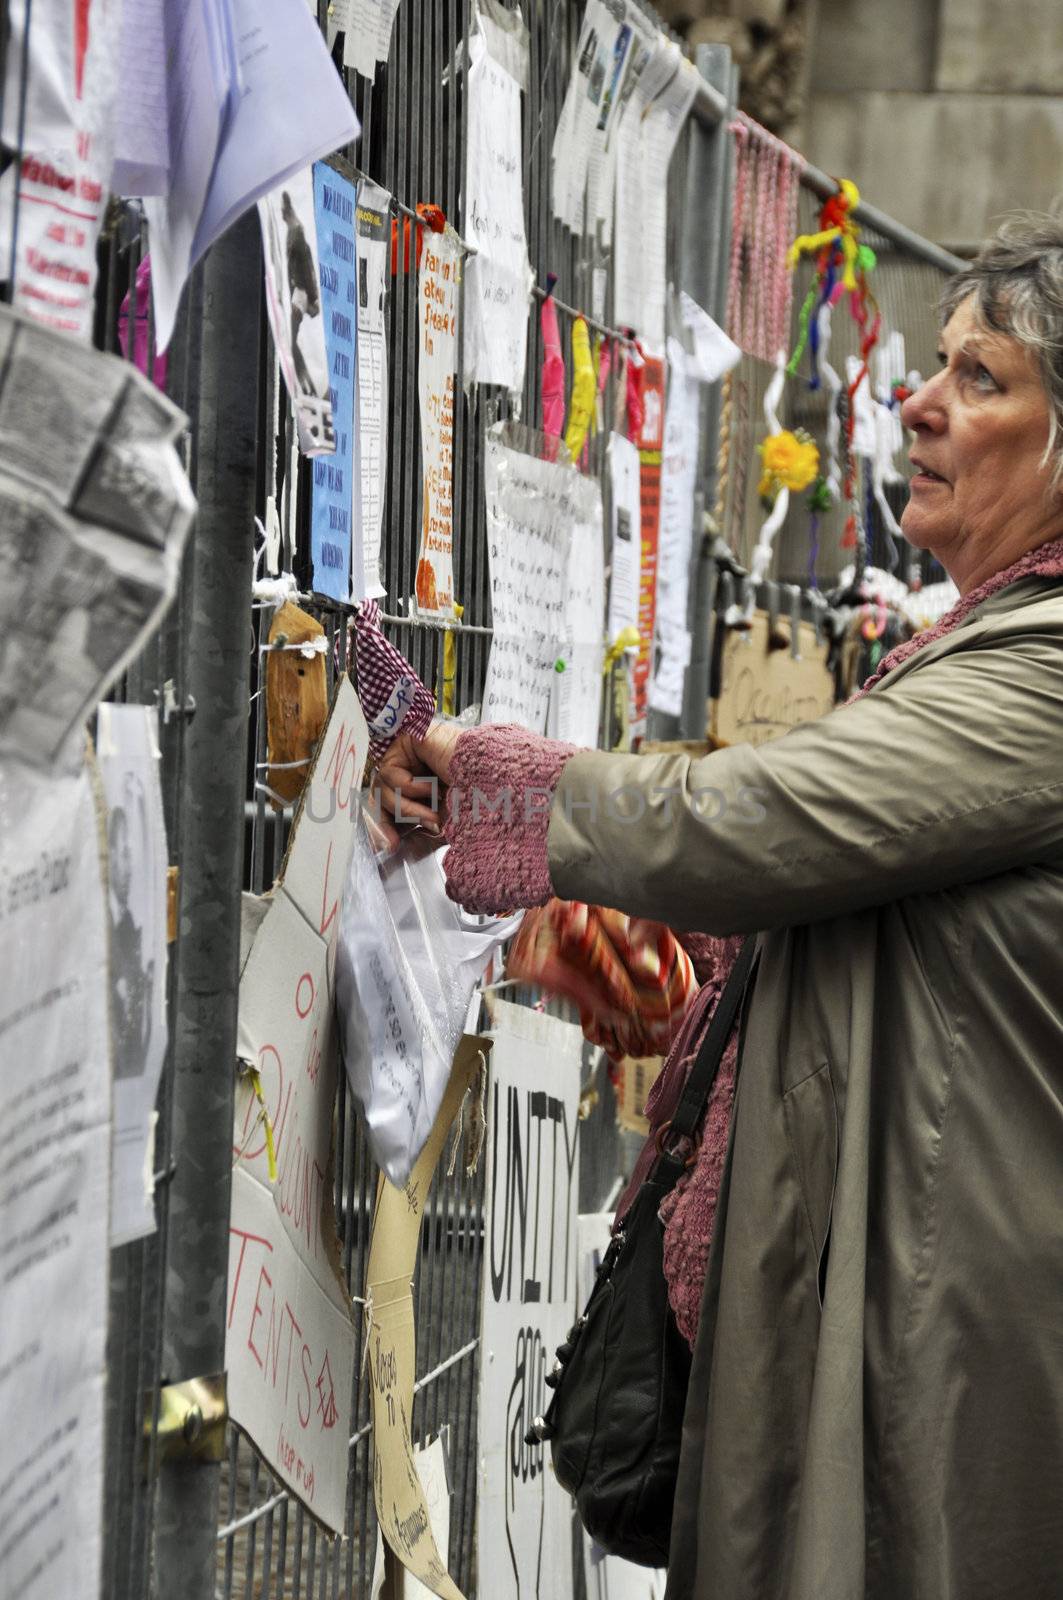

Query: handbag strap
left=668, top=936, right=757, bottom=1143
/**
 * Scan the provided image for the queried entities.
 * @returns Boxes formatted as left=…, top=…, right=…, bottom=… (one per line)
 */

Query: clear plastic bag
left=335, top=809, right=520, bottom=1185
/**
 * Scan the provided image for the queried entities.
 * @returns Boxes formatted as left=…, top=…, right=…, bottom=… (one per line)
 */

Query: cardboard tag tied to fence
left=364, top=1035, right=490, bottom=1600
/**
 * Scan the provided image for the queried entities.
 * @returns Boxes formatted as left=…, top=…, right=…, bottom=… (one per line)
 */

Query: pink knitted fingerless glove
left=442, top=725, right=577, bottom=913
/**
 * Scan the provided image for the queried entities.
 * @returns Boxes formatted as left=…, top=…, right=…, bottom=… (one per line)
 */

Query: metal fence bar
left=152, top=210, right=263, bottom=1600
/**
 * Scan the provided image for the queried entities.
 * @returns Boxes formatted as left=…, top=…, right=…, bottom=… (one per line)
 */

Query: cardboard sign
left=227, top=678, right=369, bottom=1533
left=478, top=1001, right=582, bottom=1600
left=364, top=1036, right=490, bottom=1599
left=711, top=611, right=835, bottom=748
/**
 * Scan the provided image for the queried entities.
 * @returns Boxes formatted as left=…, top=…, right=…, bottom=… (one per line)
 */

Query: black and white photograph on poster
left=479, top=1000, right=582, bottom=1600
left=98, top=703, right=169, bottom=1247
left=259, top=167, right=336, bottom=456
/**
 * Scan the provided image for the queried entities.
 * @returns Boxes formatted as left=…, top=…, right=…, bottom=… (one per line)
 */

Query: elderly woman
left=378, top=215, right=1063, bottom=1598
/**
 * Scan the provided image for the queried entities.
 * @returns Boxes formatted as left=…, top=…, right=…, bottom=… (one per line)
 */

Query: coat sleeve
left=547, top=632, right=1063, bottom=934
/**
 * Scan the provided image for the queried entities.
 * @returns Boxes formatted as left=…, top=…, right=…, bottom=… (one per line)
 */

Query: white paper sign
left=479, top=1001, right=582, bottom=1600
left=463, top=38, right=532, bottom=392
left=97, top=704, right=169, bottom=1247
left=0, top=756, right=110, bottom=1600
left=416, top=227, right=461, bottom=616
left=482, top=428, right=576, bottom=731
left=342, top=0, right=404, bottom=77
left=227, top=679, right=369, bottom=1533
left=549, top=479, right=606, bottom=747
left=607, top=431, right=641, bottom=643
left=679, top=291, right=741, bottom=385
left=354, top=179, right=391, bottom=599
left=649, top=341, right=700, bottom=717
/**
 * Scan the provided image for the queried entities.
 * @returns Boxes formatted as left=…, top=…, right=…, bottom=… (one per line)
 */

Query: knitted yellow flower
left=758, top=429, right=820, bottom=500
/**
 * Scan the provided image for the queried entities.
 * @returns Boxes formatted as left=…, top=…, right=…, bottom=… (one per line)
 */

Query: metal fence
left=0, top=4, right=964, bottom=1597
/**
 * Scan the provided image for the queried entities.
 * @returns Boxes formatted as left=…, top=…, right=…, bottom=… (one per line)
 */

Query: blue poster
left=310, top=164, right=357, bottom=602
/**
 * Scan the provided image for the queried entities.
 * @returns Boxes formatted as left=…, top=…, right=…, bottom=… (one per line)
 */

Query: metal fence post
left=152, top=210, right=262, bottom=1600
left=680, top=44, right=737, bottom=740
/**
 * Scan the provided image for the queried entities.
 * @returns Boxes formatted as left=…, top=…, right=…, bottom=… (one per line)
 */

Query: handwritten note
left=482, top=428, right=578, bottom=731
left=416, top=227, right=461, bottom=616
left=463, top=38, right=532, bottom=392
left=549, top=477, right=605, bottom=748
left=354, top=179, right=391, bottom=598
left=227, top=679, right=369, bottom=1532
left=343, top=0, right=404, bottom=78
left=479, top=1001, right=582, bottom=1600
left=310, top=164, right=358, bottom=602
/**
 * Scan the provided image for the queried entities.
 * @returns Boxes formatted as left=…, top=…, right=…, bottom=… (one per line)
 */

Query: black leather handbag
left=528, top=938, right=756, bottom=1568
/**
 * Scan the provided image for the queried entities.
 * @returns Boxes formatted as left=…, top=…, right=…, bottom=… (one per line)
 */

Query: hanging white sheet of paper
left=463, top=38, right=533, bottom=392
left=98, top=705, right=170, bottom=1247
left=549, top=479, right=605, bottom=747
left=0, top=755, right=110, bottom=1600
left=551, top=0, right=622, bottom=232
left=649, top=340, right=700, bottom=717
left=607, top=431, right=641, bottom=643
left=613, top=47, right=698, bottom=351
left=343, top=0, right=404, bottom=77
left=112, top=0, right=171, bottom=194
left=679, top=290, right=741, bottom=384
left=482, top=428, right=576, bottom=731
left=146, top=0, right=360, bottom=351
left=354, top=179, right=391, bottom=600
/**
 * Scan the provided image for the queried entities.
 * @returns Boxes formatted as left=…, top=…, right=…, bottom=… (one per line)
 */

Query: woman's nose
left=900, top=370, right=947, bottom=432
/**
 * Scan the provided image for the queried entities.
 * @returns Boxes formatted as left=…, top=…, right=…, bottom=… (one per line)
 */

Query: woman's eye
left=975, top=363, right=998, bottom=389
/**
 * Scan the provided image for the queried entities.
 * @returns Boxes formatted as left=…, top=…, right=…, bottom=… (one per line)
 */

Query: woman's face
left=900, top=294, right=1063, bottom=590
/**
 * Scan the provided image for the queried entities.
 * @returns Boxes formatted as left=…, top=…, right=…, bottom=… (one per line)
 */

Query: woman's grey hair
left=941, top=213, right=1063, bottom=494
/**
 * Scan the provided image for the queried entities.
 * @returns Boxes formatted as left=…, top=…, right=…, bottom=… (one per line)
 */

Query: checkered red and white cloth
left=354, top=599, right=437, bottom=762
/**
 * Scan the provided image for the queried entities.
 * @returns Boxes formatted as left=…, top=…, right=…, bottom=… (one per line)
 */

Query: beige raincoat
left=547, top=575, right=1063, bottom=1599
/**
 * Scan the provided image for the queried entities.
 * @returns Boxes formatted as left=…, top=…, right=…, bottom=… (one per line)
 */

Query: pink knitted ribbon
left=353, top=599, right=436, bottom=763
left=541, top=290, right=565, bottom=439
left=726, top=113, right=804, bottom=364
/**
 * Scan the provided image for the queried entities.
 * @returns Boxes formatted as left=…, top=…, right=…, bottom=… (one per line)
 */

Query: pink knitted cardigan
left=443, top=535, right=1063, bottom=1345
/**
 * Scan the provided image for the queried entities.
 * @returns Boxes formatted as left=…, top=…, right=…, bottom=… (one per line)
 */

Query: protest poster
left=415, top=226, right=461, bottom=617
left=0, top=755, right=110, bottom=1599
left=354, top=179, right=391, bottom=599
left=97, top=703, right=169, bottom=1246
left=478, top=1000, right=582, bottom=1600
left=260, top=167, right=335, bottom=456
left=226, top=679, right=369, bottom=1532
left=310, top=164, right=358, bottom=603
left=370, top=1434, right=453, bottom=1599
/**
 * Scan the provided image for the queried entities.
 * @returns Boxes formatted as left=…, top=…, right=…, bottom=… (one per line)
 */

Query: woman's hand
left=370, top=719, right=465, bottom=847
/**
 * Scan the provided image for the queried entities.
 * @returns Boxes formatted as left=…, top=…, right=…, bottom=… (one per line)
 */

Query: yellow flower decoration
left=757, top=428, right=820, bottom=501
